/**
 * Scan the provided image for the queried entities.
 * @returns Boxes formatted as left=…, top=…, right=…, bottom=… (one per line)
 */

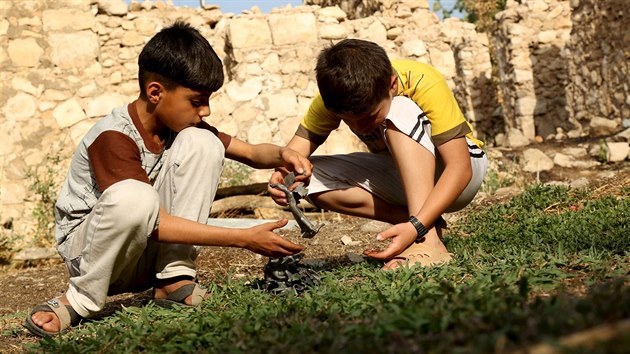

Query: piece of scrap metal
left=270, top=172, right=323, bottom=238
left=249, top=254, right=320, bottom=296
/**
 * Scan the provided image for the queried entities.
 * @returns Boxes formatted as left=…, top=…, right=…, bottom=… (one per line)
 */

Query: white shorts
left=307, top=96, right=488, bottom=212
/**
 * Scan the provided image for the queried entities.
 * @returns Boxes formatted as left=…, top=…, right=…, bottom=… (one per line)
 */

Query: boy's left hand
left=269, top=148, right=312, bottom=205
left=279, top=147, right=312, bottom=179
left=363, top=222, right=417, bottom=260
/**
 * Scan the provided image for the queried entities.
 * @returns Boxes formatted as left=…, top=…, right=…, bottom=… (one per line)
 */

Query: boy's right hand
left=244, top=219, right=305, bottom=257
left=268, top=170, right=290, bottom=206
left=268, top=169, right=311, bottom=206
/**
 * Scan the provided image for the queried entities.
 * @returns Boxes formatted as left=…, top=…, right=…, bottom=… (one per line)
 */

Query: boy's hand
left=362, top=222, right=416, bottom=260
left=279, top=147, right=312, bottom=181
left=268, top=170, right=291, bottom=206
left=244, top=219, right=305, bottom=257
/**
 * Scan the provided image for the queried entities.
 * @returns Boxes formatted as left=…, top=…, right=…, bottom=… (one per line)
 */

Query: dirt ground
left=1, top=147, right=628, bottom=352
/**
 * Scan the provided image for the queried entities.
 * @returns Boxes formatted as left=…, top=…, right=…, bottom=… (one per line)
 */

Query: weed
left=597, top=138, right=608, bottom=163
left=219, top=160, right=256, bottom=188
left=26, top=153, right=63, bottom=248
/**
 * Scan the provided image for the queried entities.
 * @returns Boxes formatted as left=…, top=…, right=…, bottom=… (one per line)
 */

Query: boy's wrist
left=409, top=216, right=428, bottom=243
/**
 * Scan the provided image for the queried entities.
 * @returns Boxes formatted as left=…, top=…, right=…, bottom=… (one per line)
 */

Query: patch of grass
left=24, top=185, right=629, bottom=353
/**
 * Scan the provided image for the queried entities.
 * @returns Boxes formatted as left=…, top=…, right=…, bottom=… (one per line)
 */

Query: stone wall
left=491, top=0, right=575, bottom=146
left=0, top=0, right=628, bottom=238
left=566, top=0, right=629, bottom=136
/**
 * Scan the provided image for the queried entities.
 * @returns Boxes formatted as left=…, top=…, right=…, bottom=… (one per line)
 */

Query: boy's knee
left=176, top=127, right=224, bottom=164
left=104, top=180, right=160, bottom=228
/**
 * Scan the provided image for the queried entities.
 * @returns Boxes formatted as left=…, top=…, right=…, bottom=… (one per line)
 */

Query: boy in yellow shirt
left=269, top=39, right=487, bottom=270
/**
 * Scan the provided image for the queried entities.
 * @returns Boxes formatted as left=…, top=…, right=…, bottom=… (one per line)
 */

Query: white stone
left=42, top=89, right=71, bottom=101
left=259, top=90, right=297, bottom=119
left=42, top=9, right=94, bottom=31
left=522, top=148, right=554, bottom=172
left=98, top=0, right=129, bottom=16
left=269, top=13, right=317, bottom=45
left=360, top=220, right=391, bottom=233
left=53, top=98, right=87, bottom=128
left=134, top=16, right=162, bottom=36
left=513, top=69, right=532, bottom=83
left=357, top=19, right=387, bottom=44
left=317, top=6, right=347, bottom=21
left=387, top=27, right=403, bottom=39
left=227, top=18, right=272, bottom=49
left=246, top=122, right=272, bottom=145
left=4, top=93, right=37, bottom=121
left=401, top=40, right=427, bottom=57
left=7, top=38, right=43, bottom=67
left=606, top=142, right=630, bottom=162
left=589, top=117, right=619, bottom=136
left=537, top=30, right=556, bottom=44
left=48, top=31, right=99, bottom=69
left=261, top=53, right=280, bottom=72
left=429, top=49, right=456, bottom=79
left=507, top=128, right=530, bottom=147
left=515, top=96, right=536, bottom=116
left=86, top=93, right=126, bottom=118
left=225, top=79, right=263, bottom=102
left=318, top=24, right=347, bottom=40
left=121, top=31, right=145, bottom=47
left=11, top=77, right=42, bottom=97
left=0, top=19, right=8, bottom=35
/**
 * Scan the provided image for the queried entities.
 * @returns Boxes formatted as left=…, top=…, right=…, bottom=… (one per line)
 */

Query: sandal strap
left=167, top=283, right=207, bottom=305
left=394, top=243, right=453, bottom=266
left=32, top=298, right=82, bottom=330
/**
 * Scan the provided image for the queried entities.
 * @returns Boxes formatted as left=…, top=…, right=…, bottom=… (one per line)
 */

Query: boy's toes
left=31, top=311, right=60, bottom=332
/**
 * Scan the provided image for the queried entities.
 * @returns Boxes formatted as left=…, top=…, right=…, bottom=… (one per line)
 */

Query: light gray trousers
left=58, top=128, right=224, bottom=318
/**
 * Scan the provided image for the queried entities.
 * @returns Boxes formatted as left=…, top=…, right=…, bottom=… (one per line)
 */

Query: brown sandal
left=386, top=243, right=453, bottom=269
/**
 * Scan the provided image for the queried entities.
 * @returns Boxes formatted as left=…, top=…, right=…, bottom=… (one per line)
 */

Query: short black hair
left=138, top=21, right=224, bottom=95
left=315, top=39, right=393, bottom=114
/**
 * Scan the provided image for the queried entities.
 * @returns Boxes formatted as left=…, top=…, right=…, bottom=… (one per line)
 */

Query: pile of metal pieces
left=250, top=254, right=320, bottom=296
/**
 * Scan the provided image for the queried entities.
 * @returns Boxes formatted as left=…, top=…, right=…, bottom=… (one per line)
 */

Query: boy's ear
left=146, top=81, right=164, bottom=104
left=389, top=74, right=397, bottom=94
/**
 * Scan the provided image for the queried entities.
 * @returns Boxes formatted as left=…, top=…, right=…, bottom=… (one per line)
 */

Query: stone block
left=48, top=31, right=99, bottom=69
left=228, top=18, right=272, bottom=49
left=43, top=9, right=94, bottom=32
left=319, top=23, right=347, bottom=40
left=269, top=13, right=317, bottom=45
left=522, top=148, right=554, bottom=172
left=7, top=38, right=43, bottom=67
left=53, top=98, right=86, bottom=128
left=4, top=92, right=37, bottom=121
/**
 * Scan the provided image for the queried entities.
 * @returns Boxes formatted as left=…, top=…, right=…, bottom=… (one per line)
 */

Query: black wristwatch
left=409, top=216, right=428, bottom=243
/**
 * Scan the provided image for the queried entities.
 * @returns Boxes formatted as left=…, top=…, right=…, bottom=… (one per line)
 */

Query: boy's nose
left=199, top=105, right=211, bottom=118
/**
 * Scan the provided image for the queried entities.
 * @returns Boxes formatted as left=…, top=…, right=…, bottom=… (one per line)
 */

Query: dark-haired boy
left=25, top=21, right=310, bottom=337
left=269, top=39, right=487, bottom=270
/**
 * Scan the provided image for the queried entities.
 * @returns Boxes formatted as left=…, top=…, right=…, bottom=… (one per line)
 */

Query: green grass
left=25, top=185, right=630, bottom=353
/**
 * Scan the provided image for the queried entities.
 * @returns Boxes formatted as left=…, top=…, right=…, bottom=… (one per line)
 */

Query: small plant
left=597, top=138, right=608, bottom=163
left=219, top=160, right=256, bottom=188
left=26, top=153, right=63, bottom=248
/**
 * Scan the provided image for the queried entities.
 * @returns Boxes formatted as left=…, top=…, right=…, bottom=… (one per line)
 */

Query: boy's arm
left=153, top=207, right=304, bottom=257
left=366, top=125, right=472, bottom=258
left=225, top=137, right=312, bottom=174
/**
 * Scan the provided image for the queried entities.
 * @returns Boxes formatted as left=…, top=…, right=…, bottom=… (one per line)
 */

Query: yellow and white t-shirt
left=296, top=59, right=483, bottom=153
